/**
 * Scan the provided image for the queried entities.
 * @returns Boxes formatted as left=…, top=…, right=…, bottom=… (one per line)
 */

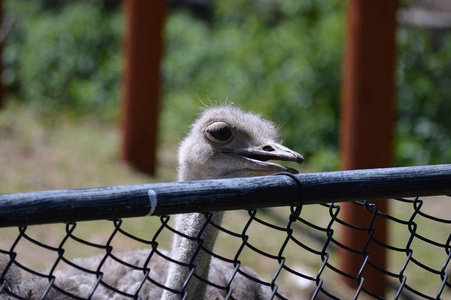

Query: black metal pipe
left=0, top=165, right=450, bottom=228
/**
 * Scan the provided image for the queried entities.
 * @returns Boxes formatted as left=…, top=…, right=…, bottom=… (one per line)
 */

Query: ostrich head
left=177, top=105, right=304, bottom=181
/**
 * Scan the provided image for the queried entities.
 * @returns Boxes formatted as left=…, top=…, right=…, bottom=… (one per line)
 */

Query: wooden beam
left=339, top=0, right=397, bottom=296
left=121, top=0, right=166, bottom=174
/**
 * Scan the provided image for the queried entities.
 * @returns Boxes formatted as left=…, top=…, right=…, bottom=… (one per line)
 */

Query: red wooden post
left=339, top=0, right=397, bottom=296
left=121, top=0, right=166, bottom=174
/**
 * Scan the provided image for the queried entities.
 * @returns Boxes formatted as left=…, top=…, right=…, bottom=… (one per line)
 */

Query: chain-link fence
left=0, top=165, right=450, bottom=299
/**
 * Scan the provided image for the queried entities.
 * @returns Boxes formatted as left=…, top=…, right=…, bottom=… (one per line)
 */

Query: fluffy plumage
left=0, top=105, right=303, bottom=300
left=164, top=105, right=303, bottom=299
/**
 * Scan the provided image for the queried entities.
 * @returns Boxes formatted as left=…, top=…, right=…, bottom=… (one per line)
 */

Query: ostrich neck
left=162, top=211, right=224, bottom=300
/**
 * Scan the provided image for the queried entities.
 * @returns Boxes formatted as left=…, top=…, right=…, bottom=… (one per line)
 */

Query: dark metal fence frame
left=0, top=165, right=450, bottom=227
left=0, top=164, right=450, bottom=299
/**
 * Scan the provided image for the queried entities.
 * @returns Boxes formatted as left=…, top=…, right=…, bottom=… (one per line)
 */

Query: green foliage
left=163, top=0, right=345, bottom=171
left=3, top=0, right=451, bottom=170
left=396, top=27, right=451, bottom=166
left=163, top=0, right=451, bottom=169
left=3, top=1, right=122, bottom=120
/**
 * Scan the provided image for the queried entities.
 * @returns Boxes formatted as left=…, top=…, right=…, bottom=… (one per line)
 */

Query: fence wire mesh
left=1, top=193, right=450, bottom=299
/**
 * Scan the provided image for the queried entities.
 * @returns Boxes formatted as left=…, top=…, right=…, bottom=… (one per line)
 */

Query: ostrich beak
left=220, top=142, right=304, bottom=174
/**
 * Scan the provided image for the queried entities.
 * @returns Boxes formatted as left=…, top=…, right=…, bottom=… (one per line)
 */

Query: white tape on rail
left=147, top=189, right=157, bottom=216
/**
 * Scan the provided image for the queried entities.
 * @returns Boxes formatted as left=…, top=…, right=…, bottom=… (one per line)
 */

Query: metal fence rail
left=0, top=165, right=450, bottom=227
left=0, top=165, right=450, bottom=299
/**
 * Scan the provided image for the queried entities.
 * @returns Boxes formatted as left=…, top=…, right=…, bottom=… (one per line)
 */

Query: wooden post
left=121, top=0, right=166, bottom=174
left=339, top=0, right=397, bottom=297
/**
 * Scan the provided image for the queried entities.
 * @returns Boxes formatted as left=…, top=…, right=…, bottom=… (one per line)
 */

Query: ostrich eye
left=205, top=122, right=233, bottom=143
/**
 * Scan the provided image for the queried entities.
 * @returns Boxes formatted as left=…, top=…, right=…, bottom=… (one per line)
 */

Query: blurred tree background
left=2, top=0, right=450, bottom=173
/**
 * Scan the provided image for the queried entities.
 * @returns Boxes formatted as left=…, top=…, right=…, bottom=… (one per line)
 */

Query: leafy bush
left=3, top=1, right=122, bottom=120
left=396, top=26, right=451, bottom=166
left=163, top=0, right=451, bottom=169
left=163, top=0, right=345, bottom=170
left=3, top=0, right=451, bottom=170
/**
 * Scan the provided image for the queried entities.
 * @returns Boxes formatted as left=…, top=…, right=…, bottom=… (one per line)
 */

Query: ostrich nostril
left=262, top=145, right=275, bottom=152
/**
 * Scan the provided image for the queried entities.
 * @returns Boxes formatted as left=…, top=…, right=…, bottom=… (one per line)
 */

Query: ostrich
left=161, top=104, right=303, bottom=300
left=0, top=104, right=303, bottom=299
